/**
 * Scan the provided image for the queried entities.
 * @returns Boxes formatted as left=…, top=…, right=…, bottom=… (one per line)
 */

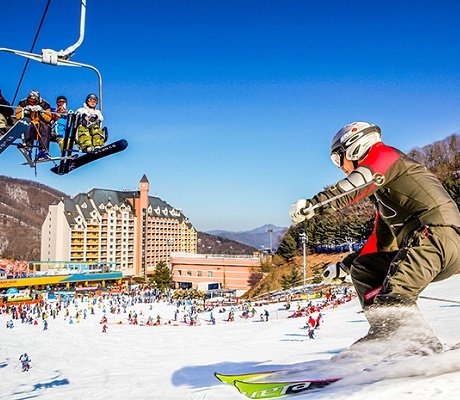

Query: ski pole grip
left=300, top=205, right=316, bottom=215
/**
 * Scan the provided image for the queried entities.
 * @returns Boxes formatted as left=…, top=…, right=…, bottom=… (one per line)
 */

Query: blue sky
left=1, top=0, right=459, bottom=232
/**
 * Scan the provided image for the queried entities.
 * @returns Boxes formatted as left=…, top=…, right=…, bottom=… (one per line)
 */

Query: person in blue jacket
left=51, top=95, right=68, bottom=149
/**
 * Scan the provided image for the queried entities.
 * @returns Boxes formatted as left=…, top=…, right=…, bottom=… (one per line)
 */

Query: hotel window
left=187, top=270, right=192, bottom=276
left=197, top=271, right=202, bottom=277
left=207, top=271, right=212, bottom=278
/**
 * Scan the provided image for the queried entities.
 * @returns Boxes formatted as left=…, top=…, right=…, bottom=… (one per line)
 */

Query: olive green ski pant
left=351, top=226, right=460, bottom=308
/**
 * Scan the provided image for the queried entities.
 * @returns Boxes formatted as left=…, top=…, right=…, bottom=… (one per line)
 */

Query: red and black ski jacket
left=310, top=142, right=460, bottom=260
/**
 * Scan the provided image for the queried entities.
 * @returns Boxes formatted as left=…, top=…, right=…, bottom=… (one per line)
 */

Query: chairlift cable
left=12, top=0, right=52, bottom=105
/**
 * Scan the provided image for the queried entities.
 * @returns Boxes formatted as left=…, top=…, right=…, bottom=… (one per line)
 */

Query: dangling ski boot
left=36, top=150, right=51, bottom=161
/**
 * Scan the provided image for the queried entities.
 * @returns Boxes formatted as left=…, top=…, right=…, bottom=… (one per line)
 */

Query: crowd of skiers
left=1, top=284, right=356, bottom=337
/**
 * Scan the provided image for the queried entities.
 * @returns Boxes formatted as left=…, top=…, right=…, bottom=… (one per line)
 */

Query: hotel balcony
left=70, top=246, right=83, bottom=252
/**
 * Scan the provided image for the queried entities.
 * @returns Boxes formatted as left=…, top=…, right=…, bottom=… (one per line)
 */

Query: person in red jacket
left=290, top=122, right=460, bottom=355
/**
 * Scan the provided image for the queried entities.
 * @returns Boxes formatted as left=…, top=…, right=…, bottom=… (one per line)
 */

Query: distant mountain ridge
left=196, top=232, right=258, bottom=255
left=206, top=224, right=287, bottom=251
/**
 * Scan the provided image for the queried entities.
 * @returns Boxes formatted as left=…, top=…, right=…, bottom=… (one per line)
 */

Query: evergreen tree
left=151, top=261, right=174, bottom=291
left=444, top=175, right=460, bottom=205
left=276, top=228, right=298, bottom=260
left=279, top=267, right=302, bottom=290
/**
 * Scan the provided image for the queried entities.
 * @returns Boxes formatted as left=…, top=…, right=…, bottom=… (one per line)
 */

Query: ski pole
left=366, top=285, right=460, bottom=305
left=32, top=122, right=50, bottom=154
left=301, top=173, right=385, bottom=215
left=419, top=295, right=460, bottom=305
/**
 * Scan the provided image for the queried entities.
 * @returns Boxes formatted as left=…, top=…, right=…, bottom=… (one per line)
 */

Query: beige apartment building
left=41, top=175, right=197, bottom=277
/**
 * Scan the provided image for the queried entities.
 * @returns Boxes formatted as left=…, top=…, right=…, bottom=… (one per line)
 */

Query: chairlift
left=0, top=0, right=128, bottom=175
left=0, top=0, right=103, bottom=110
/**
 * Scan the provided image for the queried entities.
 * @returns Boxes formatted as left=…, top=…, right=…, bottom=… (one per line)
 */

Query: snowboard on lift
left=50, top=139, right=128, bottom=175
left=0, top=118, right=30, bottom=155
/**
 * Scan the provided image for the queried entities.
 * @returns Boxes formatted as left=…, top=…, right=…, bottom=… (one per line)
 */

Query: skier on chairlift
left=15, top=90, right=52, bottom=160
left=76, top=93, right=104, bottom=152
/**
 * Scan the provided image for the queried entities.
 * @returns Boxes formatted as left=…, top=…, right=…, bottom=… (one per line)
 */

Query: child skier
left=19, top=353, right=30, bottom=372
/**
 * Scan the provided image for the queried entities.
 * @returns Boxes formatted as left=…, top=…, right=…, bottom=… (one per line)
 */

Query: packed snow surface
left=1, top=275, right=460, bottom=399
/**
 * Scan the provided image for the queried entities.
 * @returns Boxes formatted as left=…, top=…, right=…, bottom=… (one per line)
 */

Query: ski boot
left=36, top=150, right=51, bottom=161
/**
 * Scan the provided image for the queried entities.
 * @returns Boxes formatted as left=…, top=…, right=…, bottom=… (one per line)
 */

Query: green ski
left=233, top=377, right=340, bottom=398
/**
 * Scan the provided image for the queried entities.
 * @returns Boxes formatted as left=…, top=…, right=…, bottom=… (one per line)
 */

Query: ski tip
left=233, top=380, right=253, bottom=396
left=214, top=372, right=235, bottom=385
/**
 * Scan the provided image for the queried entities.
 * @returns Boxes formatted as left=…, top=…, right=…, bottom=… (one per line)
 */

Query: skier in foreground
left=290, top=122, right=460, bottom=356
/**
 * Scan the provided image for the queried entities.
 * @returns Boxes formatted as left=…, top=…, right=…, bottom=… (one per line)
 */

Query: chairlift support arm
left=0, top=1, right=103, bottom=111
left=51, top=0, right=87, bottom=60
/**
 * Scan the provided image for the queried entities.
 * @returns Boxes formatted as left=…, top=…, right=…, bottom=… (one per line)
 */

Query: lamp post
left=216, top=264, right=226, bottom=289
left=299, top=233, right=308, bottom=289
left=266, top=228, right=273, bottom=254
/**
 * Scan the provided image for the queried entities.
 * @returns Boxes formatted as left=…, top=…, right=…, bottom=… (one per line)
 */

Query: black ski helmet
left=85, top=93, right=98, bottom=104
left=56, top=95, right=67, bottom=103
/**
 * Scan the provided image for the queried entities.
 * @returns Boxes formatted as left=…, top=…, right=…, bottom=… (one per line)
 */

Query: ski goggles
left=330, top=148, right=345, bottom=167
